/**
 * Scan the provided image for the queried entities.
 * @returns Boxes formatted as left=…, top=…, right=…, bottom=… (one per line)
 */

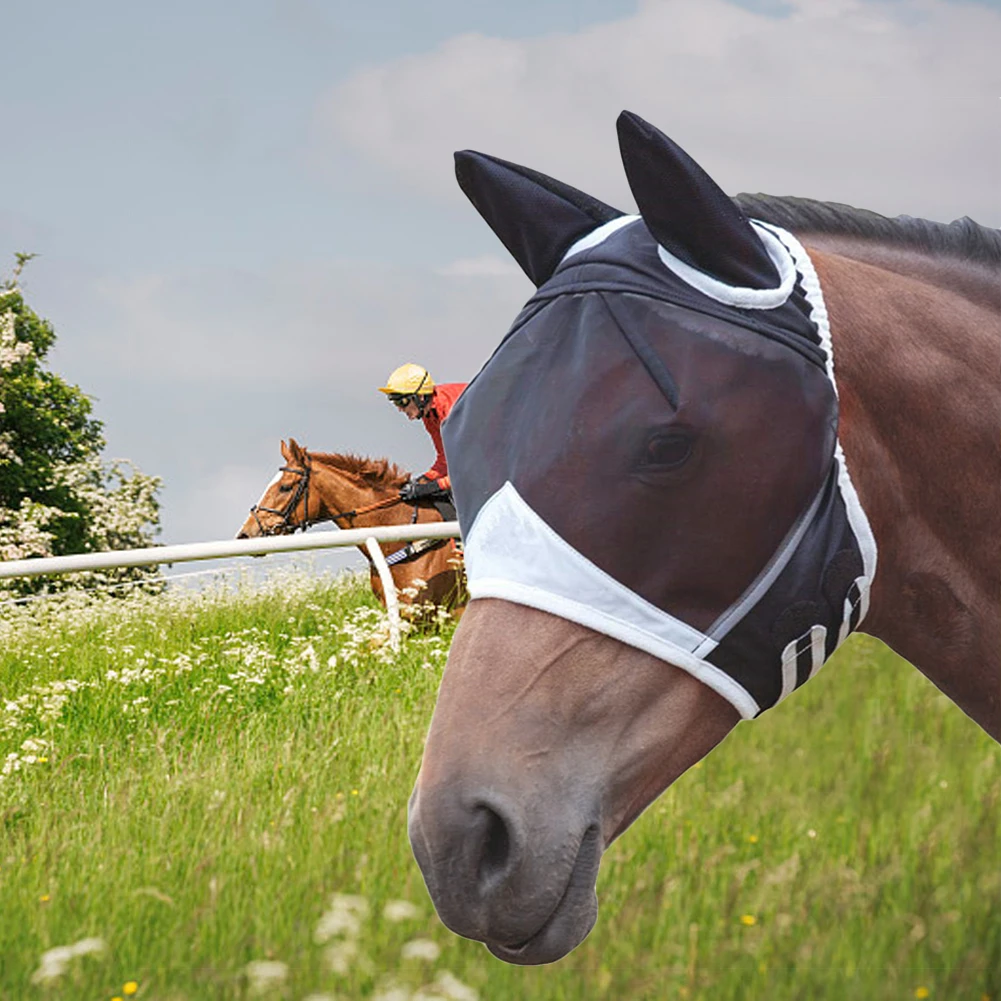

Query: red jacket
left=421, top=383, right=466, bottom=490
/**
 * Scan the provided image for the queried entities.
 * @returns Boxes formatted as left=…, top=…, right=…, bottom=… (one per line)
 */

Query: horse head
left=408, top=113, right=876, bottom=964
left=237, top=438, right=315, bottom=538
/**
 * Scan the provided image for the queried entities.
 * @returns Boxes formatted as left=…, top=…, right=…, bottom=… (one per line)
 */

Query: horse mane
left=734, top=193, right=1001, bottom=269
left=309, top=451, right=409, bottom=490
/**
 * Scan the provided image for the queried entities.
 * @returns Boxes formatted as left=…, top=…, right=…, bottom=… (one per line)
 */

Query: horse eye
left=641, top=430, right=692, bottom=470
left=277, top=483, right=293, bottom=493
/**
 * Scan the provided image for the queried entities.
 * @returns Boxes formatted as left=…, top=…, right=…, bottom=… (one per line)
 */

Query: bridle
left=248, top=456, right=315, bottom=536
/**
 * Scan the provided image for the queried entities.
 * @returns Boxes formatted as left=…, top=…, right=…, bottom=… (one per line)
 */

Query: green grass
left=0, top=570, right=997, bottom=1001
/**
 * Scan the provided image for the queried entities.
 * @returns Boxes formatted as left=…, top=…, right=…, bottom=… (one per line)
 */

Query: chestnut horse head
left=237, top=438, right=464, bottom=613
left=408, top=112, right=1000, bottom=964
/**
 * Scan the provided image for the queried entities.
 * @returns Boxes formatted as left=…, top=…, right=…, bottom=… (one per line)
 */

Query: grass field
left=0, top=569, right=997, bottom=1001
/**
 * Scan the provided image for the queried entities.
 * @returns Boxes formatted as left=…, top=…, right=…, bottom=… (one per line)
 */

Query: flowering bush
left=0, top=255, right=161, bottom=594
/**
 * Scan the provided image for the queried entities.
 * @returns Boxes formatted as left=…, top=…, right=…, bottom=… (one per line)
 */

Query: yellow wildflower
left=739, top=914, right=756, bottom=926
left=747, top=834, right=759, bottom=843
left=123, top=982, right=139, bottom=996
left=39, top=894, right=50, bottom=903
left=351, top=789, right=359, bottom=796
left=914, top=989, right=929, bottom=999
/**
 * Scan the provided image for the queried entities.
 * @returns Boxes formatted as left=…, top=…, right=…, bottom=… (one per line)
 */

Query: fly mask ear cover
left=444, top=123, right=877, bottom=719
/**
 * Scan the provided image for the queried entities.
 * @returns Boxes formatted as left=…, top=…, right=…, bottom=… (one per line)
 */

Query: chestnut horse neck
left=303, top=451, right=420, bottom=529
left=813, top=243, right=1000, bottom=737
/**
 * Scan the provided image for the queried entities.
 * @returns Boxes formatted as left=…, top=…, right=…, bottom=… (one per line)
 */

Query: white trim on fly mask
left=561, top=215, right=640, bottom=263
left=700, top=474, right=828, bottom=648
left=778, top=624, right=828, bottom=704
left=759, top=223, right=879, bottom=599
left=655, top=221, right=798, bottom=310
left=464, top=481, right=761, bottom=719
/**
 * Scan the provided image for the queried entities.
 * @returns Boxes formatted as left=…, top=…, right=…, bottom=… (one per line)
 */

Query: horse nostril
left=475, top=804, right=514, bottom=889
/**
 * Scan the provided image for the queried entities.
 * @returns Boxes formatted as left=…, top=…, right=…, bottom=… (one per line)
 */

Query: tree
left=0, top=255, right=161, bottom=593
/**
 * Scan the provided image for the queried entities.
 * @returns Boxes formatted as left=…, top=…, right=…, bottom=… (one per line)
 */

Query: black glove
left=399, top=478, right=445, bottom=503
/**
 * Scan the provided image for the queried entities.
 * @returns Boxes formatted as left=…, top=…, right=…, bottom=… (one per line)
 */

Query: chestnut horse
left=236, top=439, right=464, bottom=614
left=408, top=113, right=999, bottom=965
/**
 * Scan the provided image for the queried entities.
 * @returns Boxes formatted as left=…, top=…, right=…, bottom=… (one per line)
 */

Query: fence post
left=365, top=536, right=401, bottom=652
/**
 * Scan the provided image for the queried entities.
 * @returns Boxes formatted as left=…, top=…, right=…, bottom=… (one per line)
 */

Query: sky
left=1, top=0, right=998, bottom=556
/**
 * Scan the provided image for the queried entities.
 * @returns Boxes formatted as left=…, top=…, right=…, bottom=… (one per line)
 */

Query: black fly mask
left=443, top=112, right=877, bottom=718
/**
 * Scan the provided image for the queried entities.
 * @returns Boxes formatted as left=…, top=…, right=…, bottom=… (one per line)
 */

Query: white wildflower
left=325, top=938, right=358, bottom=974
left=302, top=643, right=319, bottom=672
left=401, top=939, right=440, bottom=962
left=383, top=899, right=421, bottom=922
left=315, top=893, right=369, bottom=943
left=424, top=971, right=478, bottom=1001
left=30, top=937, right=107, bottom=984
left=244, top=959, right=289, bottom=995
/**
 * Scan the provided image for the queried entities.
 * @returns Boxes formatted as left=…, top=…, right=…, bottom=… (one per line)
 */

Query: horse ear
left=280, top=439, right=290, bottom=461
left=454, top=150, right=624, bottom=287
left=287, top=438, right=303, bottom=461
left=616, top=111, right=780, bottom=289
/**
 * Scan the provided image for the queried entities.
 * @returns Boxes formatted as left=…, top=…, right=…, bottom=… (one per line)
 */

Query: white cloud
left=75, top=260, right=531, bottom=389
left=316, top=0, right=1001, bottom=225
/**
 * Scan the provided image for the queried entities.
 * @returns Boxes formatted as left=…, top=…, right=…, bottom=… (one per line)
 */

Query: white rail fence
left=0, top=521, right=462, bottom=651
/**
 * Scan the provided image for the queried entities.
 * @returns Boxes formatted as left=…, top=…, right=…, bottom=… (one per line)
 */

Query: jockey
left=378, top=363, right=467, bottom=504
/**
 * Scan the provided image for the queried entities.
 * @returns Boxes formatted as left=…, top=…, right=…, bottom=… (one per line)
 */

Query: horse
left=406, top=112, right=1000, bottom=966
left=236, top=439, right=465, bottom=615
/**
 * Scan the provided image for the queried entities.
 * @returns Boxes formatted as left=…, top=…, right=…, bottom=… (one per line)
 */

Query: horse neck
left=797, top=233, right=999, bottom=313
left=308, top=456, right=411, bottom=527
left=813, top=247, right=1000, bottom=737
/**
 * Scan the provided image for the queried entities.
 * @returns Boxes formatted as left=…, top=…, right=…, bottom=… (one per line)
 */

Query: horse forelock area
left=309, top=451, right=409, bottom=489
left=734, top=193, right=1001, bottom=270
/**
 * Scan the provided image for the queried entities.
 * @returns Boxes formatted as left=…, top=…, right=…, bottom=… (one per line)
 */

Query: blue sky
left=1, top=0, right=998, bottom=551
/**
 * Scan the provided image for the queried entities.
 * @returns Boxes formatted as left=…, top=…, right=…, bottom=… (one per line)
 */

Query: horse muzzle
left=408, top=775, right=602, bottom=965
left=406, top=599, right=741, bottom=965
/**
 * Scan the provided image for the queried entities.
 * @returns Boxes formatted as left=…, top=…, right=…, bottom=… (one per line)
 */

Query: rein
left=329, top=494, right=404, bottom=527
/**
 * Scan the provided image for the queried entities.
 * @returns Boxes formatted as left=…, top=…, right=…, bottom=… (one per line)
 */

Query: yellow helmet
left=378, top=363, right=435, bottom=397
